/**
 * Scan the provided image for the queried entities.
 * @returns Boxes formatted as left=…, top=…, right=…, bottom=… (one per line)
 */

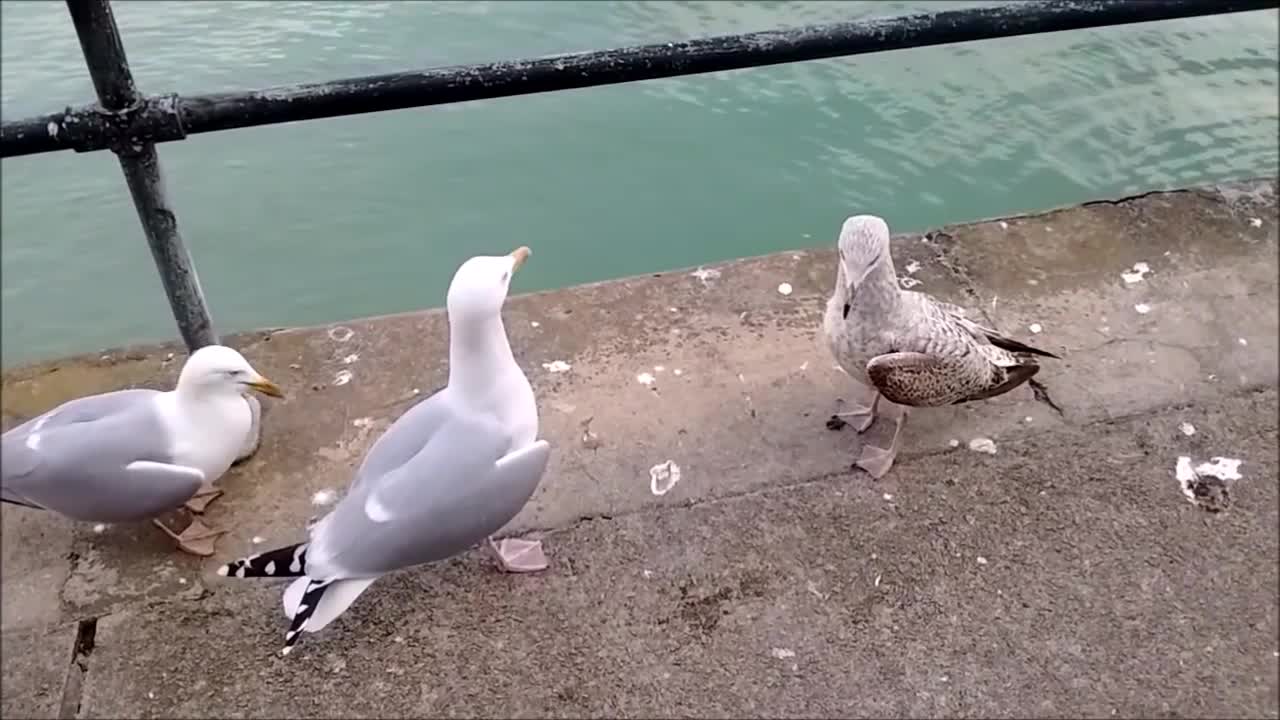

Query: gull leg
left=486, top=536, right=548, bottom=573
left=855, top=400, right=908, bottom=480
left=182, top=481, right=223, bottom=514
left=828, top=382, right=880, bottom=433
left=152, top=517, right=228, bottom=557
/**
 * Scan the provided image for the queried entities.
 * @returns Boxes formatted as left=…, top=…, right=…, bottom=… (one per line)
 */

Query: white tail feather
left=282, top=577, right=377, bottom=632
left=282, top=577, right=309, bottom=619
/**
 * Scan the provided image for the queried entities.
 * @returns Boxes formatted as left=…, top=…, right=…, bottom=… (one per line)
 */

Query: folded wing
left=1, top=393, right=204, bottom=522
left=306, top=411, right=551, bottom=580
left=867, top=295, right=1053, bottom=407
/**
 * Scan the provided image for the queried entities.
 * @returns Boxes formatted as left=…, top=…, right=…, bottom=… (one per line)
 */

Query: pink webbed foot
left=854, top=401, right=907, bottom=480
left=855, top=443, right=899, bottom=480
left=152, top=516, right=228, bottom=557
left=828, top=383, right=881, bottom=433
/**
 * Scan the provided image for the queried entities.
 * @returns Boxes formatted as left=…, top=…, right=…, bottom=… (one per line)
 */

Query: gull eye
left=501, top=271, right=510, bottom=283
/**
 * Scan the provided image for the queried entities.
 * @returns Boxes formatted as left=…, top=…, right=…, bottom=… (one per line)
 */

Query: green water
left=2, top=1, right=1277, bottom=366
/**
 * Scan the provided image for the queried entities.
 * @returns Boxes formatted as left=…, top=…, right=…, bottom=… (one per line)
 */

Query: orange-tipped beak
left=509, top=246, right=531, bottom=272
left=245, top=376, right=285, bottom=399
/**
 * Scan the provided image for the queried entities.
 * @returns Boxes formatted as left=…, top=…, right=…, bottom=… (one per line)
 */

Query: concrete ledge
left=72, top=390, right=1280, bottom=718
left=0, top=622, right=80, bottom=720
left=2, top=179, right=1277, bottom=717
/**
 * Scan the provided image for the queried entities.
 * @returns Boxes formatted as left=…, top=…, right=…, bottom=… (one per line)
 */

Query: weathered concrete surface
left=0, top=624, right=78, bottom=720
left=2, top=180, right=1277, bottom=718
left=71, top=391, right=1280, bottom=719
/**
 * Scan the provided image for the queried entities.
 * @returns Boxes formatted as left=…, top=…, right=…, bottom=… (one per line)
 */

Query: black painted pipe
left=2, top=0, right=1276, bottom=158
left=66, top=0, right=218, bottom=351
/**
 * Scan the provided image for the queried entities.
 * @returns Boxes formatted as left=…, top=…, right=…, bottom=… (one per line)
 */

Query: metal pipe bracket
left=55, top=93, right=186, bottom=154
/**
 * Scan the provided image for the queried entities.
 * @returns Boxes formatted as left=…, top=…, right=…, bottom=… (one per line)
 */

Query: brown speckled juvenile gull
left=822, top=215, right=1059, bottom=479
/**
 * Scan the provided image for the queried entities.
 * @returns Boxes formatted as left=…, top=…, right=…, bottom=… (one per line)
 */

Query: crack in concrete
left=1090, top=384, right=1274, bottom=428
left=1076, top=335, right=1215, bottom=357
left=922, top=230, right=984, bottom=306
left=1080, top=188, right=1171, bottom=208
left=551, top=454, right=936, bottom=538
left=57, top=617, right=97, bottom=720
left=920, top=231, right=1070, bottom=423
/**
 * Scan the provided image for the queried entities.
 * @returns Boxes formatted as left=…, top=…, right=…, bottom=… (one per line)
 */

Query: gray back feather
left=3, top=389, right=158, bottom=437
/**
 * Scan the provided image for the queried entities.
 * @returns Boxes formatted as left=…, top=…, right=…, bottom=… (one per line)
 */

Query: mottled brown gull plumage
left=821, top=215, right=1059, bottom=478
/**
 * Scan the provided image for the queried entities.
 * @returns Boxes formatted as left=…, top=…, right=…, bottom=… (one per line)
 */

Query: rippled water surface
left=2, top=1, right=1277, bottom=364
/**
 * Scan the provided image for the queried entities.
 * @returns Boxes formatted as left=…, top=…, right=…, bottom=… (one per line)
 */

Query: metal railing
left=2, top=0, right=1276, bottom=351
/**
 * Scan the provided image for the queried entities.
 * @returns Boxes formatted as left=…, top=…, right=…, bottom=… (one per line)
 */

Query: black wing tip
left=954, top=362, right=1041, bottom=405
left=280, top=578, right=334, bottom=657
left=217, top=542, right=309, bottom=579
left=988, top=334, right=1062, bottom=360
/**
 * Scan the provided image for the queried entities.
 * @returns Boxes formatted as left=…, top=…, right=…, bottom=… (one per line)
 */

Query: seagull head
left=177, top=345, right=285, bottom=399
left=445, top=246, right=531, bottom=322
left=837, top=214, right=893, bottom=294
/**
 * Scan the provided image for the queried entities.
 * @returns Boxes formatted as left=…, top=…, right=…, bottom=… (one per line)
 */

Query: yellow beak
left=509, top=246, right=531, bottom=272
left=244, top=376, right=285, bottom=399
